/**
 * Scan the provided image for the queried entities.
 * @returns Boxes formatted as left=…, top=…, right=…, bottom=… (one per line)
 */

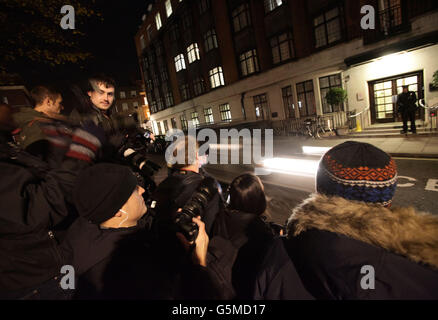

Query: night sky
left=18, top=0, right=153, bottom=88
left=81, top=0, right=149, bottom=85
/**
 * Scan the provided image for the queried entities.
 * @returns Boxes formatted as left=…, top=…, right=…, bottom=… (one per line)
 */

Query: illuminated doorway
left=369, top=71, right=423, bottom=124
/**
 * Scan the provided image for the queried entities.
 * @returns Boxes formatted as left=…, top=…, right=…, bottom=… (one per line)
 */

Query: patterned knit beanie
left=316, top=141, right=397, bottom=206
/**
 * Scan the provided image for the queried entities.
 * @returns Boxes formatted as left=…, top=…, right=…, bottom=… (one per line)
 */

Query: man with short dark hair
left=12, top=85, right=67, bottom=159
left=69, top=74, right=119, bottom=134
left=397, top=85, right=417, bottom=134
left=152, top=135, right=220, bottom=236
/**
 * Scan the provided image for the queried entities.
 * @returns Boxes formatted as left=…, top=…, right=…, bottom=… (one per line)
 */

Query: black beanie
left=74, top=163, right=138, bottom=224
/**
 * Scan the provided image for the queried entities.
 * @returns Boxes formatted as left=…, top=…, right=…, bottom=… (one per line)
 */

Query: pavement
left=273, top=134, right=438, bottom=158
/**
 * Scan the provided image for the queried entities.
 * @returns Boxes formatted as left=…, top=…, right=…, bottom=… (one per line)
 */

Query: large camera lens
left=174, top=177, right=218, bottom=241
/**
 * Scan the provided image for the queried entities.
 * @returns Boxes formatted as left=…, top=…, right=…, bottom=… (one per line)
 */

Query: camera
left=174, top=177, right=219, bottom=242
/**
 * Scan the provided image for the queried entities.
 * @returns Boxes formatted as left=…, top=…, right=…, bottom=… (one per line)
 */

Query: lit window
left=155, top=13, right=162, bottom=30
left=120, top=91, right=126, bottom=99
left=163, top=120, right=169, bottom=133
left=133, top=101, right=139, bottom=108
left=239, top=49, right=259, bottom=77
left=203, top=29, right=218, bottom=52
left=180, top=114, right=188, bottom=131
left=253, top=94, right=268, bottom=120
left=282, top=86, right=295, bottom=119
left=174, top=54, right=186, bottom=72
left=270, top=31, right=295, bottom=64
left=165, top=0, right=172, bottom=17
left=187, top=43, right=201, bottom=64
left=219, top=103, right=232, bottom=122
left=209, top=67, right=225, bottom=89
left=296, top=80, right=316, bottom=116
left=122, top=103, right=128, bottom=111
left=191, top=111, right=200, bottom=128
left=319, top=74, right=343, bottom=113
left=264, top=0, right=283, bottom=13
left=130, top=90, right=137, bottom=97
left=204, top=107, right=214, bottom=124
left=171, top=117, right=177, bottom=129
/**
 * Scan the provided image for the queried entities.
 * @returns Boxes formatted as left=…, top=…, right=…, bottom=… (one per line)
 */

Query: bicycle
left=303, top=118, right=325, bottom=139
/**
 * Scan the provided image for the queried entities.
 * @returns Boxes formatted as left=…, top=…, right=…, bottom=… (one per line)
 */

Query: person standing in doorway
left=397, top=85, right=417, bottom=134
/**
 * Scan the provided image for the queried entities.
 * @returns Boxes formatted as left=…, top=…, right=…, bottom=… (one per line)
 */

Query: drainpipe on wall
left=241, top=92, right=247, bottom=121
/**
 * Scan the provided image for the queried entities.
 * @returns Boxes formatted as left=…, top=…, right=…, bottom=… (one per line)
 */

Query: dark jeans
left=401, top=111, right=416, bottom=133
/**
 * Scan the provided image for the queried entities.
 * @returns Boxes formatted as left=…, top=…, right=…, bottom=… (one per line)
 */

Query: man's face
left=403, top=87, right=408, bottom=93
left=88, top=82, right=115, bottom=110
left=50, top=95, right=63, bottom=114
left=123, top=186, right=147, bottom=223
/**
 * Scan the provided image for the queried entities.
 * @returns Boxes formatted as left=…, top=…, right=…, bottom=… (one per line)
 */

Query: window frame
left=264, top=0, right=283, bottom=14
left=282, top=85, right=295, bottom=118
left=187, top=43, right=201, bottom=64
left=319, top=74, right=344, bottom=113
left=155, top=12, right=162, bottom=30
left=219, top=103, right=232, bottom=122
left=296, top=80, right=316, bottom=116
left=209, top=67, right=225, bottom=89
left=165, top=0, right=173, bottom=17
left=232, top=2, right=252, bottom=33
left=270, top=31, right=295, bottom=65
left=174, top=54, right=187, bottom=72
left=239, top=49, right=260, bottom=77
left=180, top=114, right=188, bottom=131
left=204, top=29, right=219, bottom=53
left=253, top=94, right=268, bottom=120
left=313, top=5, right=344, bottom=49
left=204, top=107, right=214, bottom=124
left=191, top=111, right=200, bottom=128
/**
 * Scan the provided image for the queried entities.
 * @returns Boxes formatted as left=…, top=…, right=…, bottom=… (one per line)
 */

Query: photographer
left=66, top=74, right=160, bottom=195
left=151, top=135, right=222, bottom=236
left=0, top=105, right=102, bottom=299
left=209, top=174, right=313, bottom=300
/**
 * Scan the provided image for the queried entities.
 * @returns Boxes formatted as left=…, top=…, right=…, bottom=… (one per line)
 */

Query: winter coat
left=397, top=91, right=417, bottom=114
left=285, top=194, right=438, bottom=299
left=11, top=107, right=74, bottom=166
left=60, top=216, right=141, bottom=299
left=0, top=146, right=83, bottom=298
left=61, top=216, right=223, bottom=300
left=151, top=169, right=222, bottom=235
left=12, top=107, right=52, bottom=150
left=210, top=209, right=314, bottom=300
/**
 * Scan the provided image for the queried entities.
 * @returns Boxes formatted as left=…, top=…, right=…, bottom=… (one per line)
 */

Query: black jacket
left=286, top=194, right=438, bottom=299
left=61, top=216, right=222, bottom=300
left=397, top=91, right=417, bottom=114
left=209, top=209, right=313, bottom=300
left=151, top=169, right=222, bottom=235
left=0, top=146, right=85, bottom=298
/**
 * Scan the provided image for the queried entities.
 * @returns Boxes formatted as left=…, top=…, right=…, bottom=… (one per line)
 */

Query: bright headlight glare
left=302, top=146, right=330, bottom=156
left=262, top=157, right=319, bottom=176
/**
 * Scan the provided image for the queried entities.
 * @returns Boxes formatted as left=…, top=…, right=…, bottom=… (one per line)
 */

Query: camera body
left=174, top=177, right=218, bottom=242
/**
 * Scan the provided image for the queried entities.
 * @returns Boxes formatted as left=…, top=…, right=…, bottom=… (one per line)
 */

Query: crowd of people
left=0, top=74, right=437, bottom=300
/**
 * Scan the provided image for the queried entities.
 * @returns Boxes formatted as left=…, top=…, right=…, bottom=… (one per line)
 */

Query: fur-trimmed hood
left=287, top=194, right=438, bottom=270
